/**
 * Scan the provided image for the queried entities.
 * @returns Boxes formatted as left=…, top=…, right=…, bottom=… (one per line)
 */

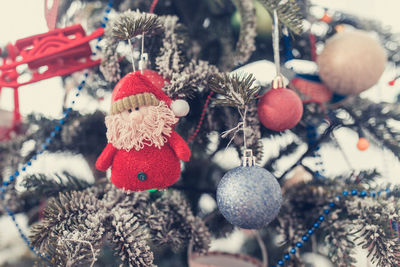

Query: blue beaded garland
left=0, top=0, right=114, bottom=262
left=272, top=188, right=390, bottom=267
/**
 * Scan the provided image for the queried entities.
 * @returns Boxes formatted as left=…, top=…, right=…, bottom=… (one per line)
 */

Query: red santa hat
left=110, top=71, right=172, bottom=115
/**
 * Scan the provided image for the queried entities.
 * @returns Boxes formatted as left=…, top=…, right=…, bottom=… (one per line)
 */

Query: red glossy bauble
left=257, top=88, right=303, bottom=131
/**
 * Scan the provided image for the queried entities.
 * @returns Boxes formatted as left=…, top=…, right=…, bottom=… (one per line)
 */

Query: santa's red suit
left=96, top=71, right=190, bottom=191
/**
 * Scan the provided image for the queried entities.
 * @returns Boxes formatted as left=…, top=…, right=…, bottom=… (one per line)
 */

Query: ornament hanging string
left=241, top=107, right=248, bottom=150
left=127, top=38, right=136, bottom=72
left=272, top=9, right=280, bottom=78
left=128, top=0, right=159, bottom=73
left=271, top=9, right=285, bottom=89
left=139, top=32, right=146, bottom=73
left=220, top=106, right=248, bottom=150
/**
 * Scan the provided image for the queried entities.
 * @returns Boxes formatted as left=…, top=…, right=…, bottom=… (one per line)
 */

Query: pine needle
left=208, top=73, right=260, bottom=109
left=112, top=10, right=162, bottom=40
left=258, top=0, right=304, bottom=35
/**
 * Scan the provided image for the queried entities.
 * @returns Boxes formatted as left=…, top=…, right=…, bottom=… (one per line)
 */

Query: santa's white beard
left=105, top=102, right=178, bottom=151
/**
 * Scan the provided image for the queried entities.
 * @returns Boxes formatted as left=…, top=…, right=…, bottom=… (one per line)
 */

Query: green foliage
left=258, top=0, right=303, bottom=35
left=279, top=171, right=400, bottom=267
left=208, top=73, right=260, bottom=109
left=111, top=10, right=162, bottom=40
left=22, top=172, right=91, bottom=198
left=30, top=185, right=209, bottom=267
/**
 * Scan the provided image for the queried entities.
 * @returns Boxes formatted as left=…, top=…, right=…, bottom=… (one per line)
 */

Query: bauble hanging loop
left=272, top=74, right=286, bottom=89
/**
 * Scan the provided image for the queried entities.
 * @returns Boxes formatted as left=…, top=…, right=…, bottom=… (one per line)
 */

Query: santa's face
left=105, top=101, right=178, bottom=151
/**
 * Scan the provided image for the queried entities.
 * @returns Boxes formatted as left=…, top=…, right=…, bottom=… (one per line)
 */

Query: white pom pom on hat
left=171, top=99, right=190, bottom=117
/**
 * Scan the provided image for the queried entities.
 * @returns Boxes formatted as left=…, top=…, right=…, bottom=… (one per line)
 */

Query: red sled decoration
left=0, top=24, right=104, bottom=140
left=0, top=24, right=104, bottom=88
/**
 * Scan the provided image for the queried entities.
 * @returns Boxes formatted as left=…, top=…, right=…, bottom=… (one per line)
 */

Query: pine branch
left=208, top=73, right=259, bottom=109
left=109, top=210, right=154, bottom=267
left=349, top=197, right=400, bottom=267
left=324, top=215, right=357, bottom=266
left=145, top=191, right=210, bottom=254
left=233, top=100, right=264, bottom=161
left=100, top=38, right=121, bottom=83
left=156, top=15, right=186, bottom=77
left=30, top=189, right=99, bottom=255
left=264, top=141, right=302, bottom=171
left=30, top=184, right=210, bottom=265
left=341, top=97, right=400, bottom=161
left=111, top=10, right=162, bottom=40
left=258, top=0, right=304, bottom=35
left=22, top=172, right=91, bottom=198
left=231, top=0, right=257, bottom=65
left=277, top=122, right=340, bottom=180
left=280, top=173, right=400, bottom=267
left=163, top=60, right=219, bottom=99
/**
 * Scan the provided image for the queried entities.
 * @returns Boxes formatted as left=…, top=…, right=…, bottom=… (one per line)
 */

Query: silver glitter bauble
left=216, top=166, right=282, bottom=229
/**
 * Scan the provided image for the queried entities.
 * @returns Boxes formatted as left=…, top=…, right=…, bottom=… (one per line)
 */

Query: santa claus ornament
left=96, top=71, right=191, bottom=191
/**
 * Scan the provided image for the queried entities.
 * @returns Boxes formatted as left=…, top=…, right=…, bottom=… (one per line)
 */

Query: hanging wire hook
left=272, top=9, right=281, bottom=78
left=271, top=9, right=286, bottom=89
left=127, top=38, right=136, bottom=72
left=139, top=32, right=147, bottom=73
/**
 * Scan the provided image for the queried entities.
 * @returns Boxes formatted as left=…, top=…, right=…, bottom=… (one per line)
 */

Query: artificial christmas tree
left=0, top=0, right=400, bottom=266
